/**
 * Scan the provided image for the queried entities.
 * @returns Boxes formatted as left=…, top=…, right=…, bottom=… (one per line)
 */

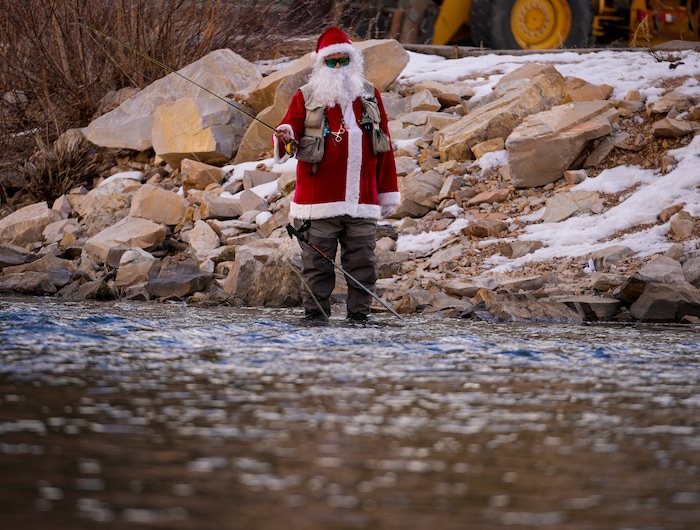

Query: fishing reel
left=284, top=139, right=299, bottom=156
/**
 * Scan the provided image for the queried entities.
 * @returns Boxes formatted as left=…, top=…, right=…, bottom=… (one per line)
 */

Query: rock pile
left=1, top=40, right=699, bottom=323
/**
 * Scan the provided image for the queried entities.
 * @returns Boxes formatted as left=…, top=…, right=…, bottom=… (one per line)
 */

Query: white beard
left=307, top=56, right=366, bottom=108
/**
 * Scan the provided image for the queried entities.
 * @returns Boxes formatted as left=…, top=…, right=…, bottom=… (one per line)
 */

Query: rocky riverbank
left=1, top=39, right=699, bottom=323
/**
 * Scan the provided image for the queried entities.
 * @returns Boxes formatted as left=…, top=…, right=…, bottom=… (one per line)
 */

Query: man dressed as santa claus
left=274, top=26, right=400, bottom=322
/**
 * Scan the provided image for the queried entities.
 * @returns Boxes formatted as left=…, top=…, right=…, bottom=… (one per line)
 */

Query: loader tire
left=470, top=0, right=593, bottom=50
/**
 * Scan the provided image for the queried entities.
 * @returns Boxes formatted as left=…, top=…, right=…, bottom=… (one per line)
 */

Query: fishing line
left=80, top=23, right=295, bottom=150
left=286, top=222, right=404, bottom=320
left=285, top=259, right=333, bottom=325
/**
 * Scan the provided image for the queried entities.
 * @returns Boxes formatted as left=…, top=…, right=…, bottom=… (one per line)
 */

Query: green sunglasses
left=325, top=57, right=350, bottom=68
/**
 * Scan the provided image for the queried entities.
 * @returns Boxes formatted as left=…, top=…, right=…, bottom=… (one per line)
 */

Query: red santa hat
left=314, top=26, right=355, bottom=59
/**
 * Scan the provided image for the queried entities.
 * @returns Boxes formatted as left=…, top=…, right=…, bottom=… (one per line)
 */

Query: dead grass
left=19, top=129, right=108, bottom=203
left=0, top=0, right=330, bottom=206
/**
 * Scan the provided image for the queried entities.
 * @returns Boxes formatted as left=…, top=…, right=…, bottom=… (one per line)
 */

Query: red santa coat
left=275, top=86, right=400, bottom=220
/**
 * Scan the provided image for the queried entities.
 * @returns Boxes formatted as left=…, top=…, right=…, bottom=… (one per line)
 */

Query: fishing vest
left=295, top=81, right=390, bottom=166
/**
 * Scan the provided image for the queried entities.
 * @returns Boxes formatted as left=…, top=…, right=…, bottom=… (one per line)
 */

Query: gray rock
left=147, top=259, right=213, bottom=299
left=557, top=295, right=622, bottom=321
left=629, top=283, right=700, bottom=323
left=0, top=245, right=37, bottom=268
left=464, top=289, right=582, bottom=324
left=397, top=169, right=443, bottom=213
left=682, top=255, right=700, bottom=287
left=0, top=271, right=57, bottom=295
left=619, top=255, right=692, bottom=305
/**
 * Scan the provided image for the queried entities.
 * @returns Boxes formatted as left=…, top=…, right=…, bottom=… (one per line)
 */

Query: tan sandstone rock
left=506, top=101, right=617, bottom=188
left=0, top=202, right=61, bottom=248
left=86, top=217, right=167, bottom=264
left=438, top=65, right=570, bottom=162
left=130, top=184, right=187, bottom=225
left=84, top=49, right=261, bottom=151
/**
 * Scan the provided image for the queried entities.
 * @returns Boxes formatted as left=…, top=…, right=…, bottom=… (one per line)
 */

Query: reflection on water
left=0, top=297, right=698, bottom=529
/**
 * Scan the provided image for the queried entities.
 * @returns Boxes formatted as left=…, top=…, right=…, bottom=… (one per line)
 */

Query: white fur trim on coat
left=272, top=124, right=294, bottom=164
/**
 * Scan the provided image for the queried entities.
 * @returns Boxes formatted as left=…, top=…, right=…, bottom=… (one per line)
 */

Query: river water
left=0, top=297, right=698, bottom=530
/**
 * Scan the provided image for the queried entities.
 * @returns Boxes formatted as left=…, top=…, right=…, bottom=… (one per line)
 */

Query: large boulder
left=506, top=101, right=618, bottom=188
left=83, top=49, right=261, bottom=151
left=629, top=283, right=700, bottom=322
left=222, top=238, right=301, bottom=306
left=619, top=255, right=694, bottom=304
left=618, top=256, right=699, bottom=322
left=151, top=97, right=250, bottom=168
left=438, top=64, right=570, bottom=162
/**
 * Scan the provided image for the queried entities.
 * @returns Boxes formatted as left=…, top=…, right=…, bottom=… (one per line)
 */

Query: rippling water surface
left=0, top=297, right=699, bottom=529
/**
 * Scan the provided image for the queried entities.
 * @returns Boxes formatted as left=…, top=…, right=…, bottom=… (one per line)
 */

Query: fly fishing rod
left=286, top=222, right=404, bottom=320
left=85, top=25, right=397, bottom=319
left=80, top=23, right=298, bottom=154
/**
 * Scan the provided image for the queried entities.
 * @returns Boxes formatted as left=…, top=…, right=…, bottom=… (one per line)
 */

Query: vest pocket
left=371, top=128, right=391, bottom=154
left=296, top=135, right=325, bottom=164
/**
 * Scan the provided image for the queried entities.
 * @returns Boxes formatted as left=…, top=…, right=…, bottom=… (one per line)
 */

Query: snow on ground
left=249, top=48, right=700, bottom=274
left=399, top=48, right=700, bottom=103
left=397, top=48, right=700, bottom=272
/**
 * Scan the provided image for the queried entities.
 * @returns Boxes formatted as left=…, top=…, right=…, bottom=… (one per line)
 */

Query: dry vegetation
left=0, top=0, right=363, bottom=208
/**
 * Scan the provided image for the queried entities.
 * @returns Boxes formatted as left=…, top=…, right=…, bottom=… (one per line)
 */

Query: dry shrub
left=19, top=130, right=106, bottom=203
left=0, top=0, right=329, bottom=206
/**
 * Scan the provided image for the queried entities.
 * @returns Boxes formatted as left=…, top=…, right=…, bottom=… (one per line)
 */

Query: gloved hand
left=274, top=124, right=294, bottom=144
left=380, top=204, right=395, bottom=218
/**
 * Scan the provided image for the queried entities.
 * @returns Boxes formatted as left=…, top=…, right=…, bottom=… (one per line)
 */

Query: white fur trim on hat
left=316, top=42, right=356, bottom=60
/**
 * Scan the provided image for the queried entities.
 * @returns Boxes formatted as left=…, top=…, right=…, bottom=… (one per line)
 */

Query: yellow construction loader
left=348, top=0, right=700, bottom=49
